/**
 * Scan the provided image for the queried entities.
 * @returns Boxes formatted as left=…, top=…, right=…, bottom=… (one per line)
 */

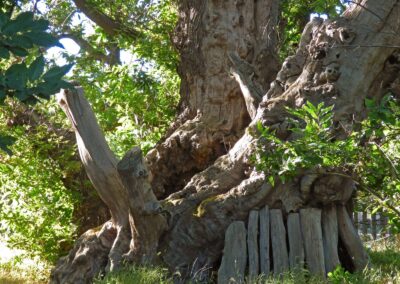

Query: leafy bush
left=0, top=8, right=78, bottom=262
left=0, top=107, right=80, bottom=261
left=255, top=97, right=400, bottom=232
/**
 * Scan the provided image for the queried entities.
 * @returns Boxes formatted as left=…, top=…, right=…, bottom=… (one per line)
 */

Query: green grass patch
left=95, top=265, right=173, bottom=284
left=2, top=236, right=400, bottom=284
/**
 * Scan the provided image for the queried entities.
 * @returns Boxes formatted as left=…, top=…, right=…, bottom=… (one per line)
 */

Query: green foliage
left=255, top=97, right=400, bottom=231
left=0, top=0, right=180, bottom=263
left=0, top=10, right=73, bottom=154
left=0, top=104, right=80, bottom=261
left=73, top=60, right=179, bottom=157
left=279, top=0, right=345, bottom=59
left=255, top=101, right=356, bottom=185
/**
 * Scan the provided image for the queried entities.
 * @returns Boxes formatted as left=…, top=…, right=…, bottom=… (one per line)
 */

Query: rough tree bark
left=51, top=0, right=400, bottom=283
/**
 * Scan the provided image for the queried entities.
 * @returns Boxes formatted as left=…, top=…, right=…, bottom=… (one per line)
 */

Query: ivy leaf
left=28, top=55, right=45, bottom=81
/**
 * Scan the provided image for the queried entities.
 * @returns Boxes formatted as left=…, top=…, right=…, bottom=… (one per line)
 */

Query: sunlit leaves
left=0, top=11, right=60, bottom=59
left=0, top=10, right=74, bottom=154
left=255, top=97, right=400, bottom=232
left=279, top=0, right=345, bottom=59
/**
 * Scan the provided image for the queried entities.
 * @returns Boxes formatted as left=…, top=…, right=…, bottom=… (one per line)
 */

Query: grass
left=0, top=258, right=50, bottom=284
left=1, top=235, right=400, bottom=284
left=94, top=266, right=172, bottom=284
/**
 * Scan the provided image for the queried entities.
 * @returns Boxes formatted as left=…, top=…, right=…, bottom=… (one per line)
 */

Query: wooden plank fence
left=353, top=211, right=392, bottom=240
left=217, top=207, right=383, bottom=283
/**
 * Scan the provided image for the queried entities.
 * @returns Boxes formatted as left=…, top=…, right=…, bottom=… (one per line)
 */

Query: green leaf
left=5, top=63, right=28, bottom=90
left=28, top=56, right=45, bottom=81
left=15, top=89, right=31, bottom=102
left=268, top=176, right=275, bottom=187
left=30, top=19, right=49, bottom=31
left=365, top=98, right=376, bottom=109
left=0, top=12, right=8, bottom=29
left=8, top=46, right=29, bottom=57
left=0, top=45, right=9, bottom=59
left=34, top=80, right=64, bottom=98
left=10, top=35, right=33, bottom=49
left=2, top=12, right=34, bottom=35
left=25, top=32, right=63, bottom=48
left=0, top=89, right=5, bottom=103
left=0, top=135, right=16, bottom=155
left=42, top=64, right=73, bottom=81
left=58, top=80, right=75, bottom=90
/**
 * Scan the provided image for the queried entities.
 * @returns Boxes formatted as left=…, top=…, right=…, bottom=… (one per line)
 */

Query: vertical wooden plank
left=362, top=211, right=368, bottom=236
left=270, top=209, right=289, bottom=276
left=247, top=210, right=259, bottom=280
left=300, top=208, right=326, bottom=276
left=371, top=213, right=377, bottom=240
left=322, top=205, right=340, bottom=273
left=383, top=216, right=390, bottom=237
left=337, top=205, right=369, bottom=271
left=353, top=212, right=359, bottom=230
left=287, top=213, right=304, bottom=271
left=218, top=221, right=247, bottom=284
left=259, top=206, right=270, bottom=276
left=376, top=213, right=381, bottom=238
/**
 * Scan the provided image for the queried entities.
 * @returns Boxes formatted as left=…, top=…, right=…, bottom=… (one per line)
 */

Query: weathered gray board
left=247, top=210, right=259, bottom=279
left=218, top=221, right=247, bottom=284
left=287, top=213, right=304, bottom=270
left=270, top=209, right=289, bottom=276
left=300, top=208, right=326, bottom=276
left=322, top=205, right=340, bottom=273
left=259, top=206, right=270, bottom=276
left=337, top=205, right=369, bottom=271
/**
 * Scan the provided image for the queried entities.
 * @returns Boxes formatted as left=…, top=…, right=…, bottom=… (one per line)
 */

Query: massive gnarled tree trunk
left=51, top=0, right=400, bottom=283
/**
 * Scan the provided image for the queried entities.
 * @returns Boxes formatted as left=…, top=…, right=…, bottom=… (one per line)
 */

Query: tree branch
left=60, top=31, right=120, bottom=65
left=72, top=0, right=139, bottom=39
left=228, top=52, right=264, bottom=120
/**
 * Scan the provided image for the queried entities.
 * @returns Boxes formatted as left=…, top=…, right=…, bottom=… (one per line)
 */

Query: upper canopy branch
left=72, top=0, right=139, bottom=39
